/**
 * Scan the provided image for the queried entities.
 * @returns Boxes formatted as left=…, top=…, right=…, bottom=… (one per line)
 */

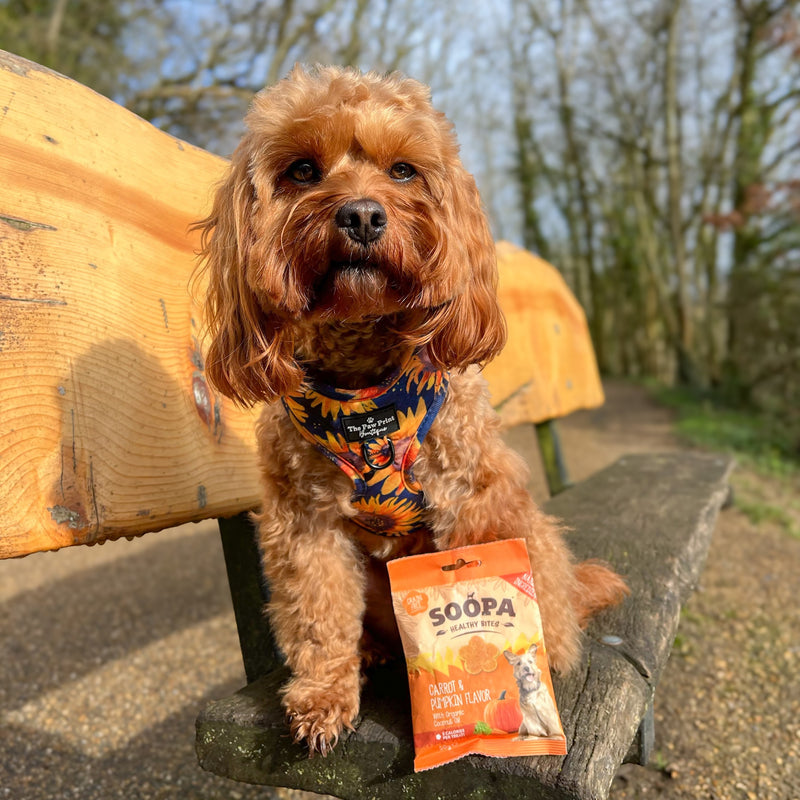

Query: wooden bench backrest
left=0, top=50, right=602, bottom=560
left=0, top=52, right=260, bottom=558
left=485, top=241, right=604, bottom=427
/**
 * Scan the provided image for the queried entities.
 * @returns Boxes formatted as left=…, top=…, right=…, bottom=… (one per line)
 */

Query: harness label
left=342, top=404, right=400, bottom=442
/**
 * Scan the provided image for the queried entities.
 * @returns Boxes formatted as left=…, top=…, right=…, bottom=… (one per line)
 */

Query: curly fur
left=196, top=64, right=628, bottom=755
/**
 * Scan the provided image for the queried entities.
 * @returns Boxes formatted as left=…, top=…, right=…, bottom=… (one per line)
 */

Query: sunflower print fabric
left=282, top=350, right=449, bottom=537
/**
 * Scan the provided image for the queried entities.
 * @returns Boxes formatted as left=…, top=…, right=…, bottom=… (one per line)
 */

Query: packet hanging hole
left=387, top=538, right=567, bottom=771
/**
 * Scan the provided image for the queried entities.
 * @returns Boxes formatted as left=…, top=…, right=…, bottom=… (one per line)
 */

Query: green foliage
left=736, top=496, right=799, bottom=539
left=649, top=381, right=800, bottom=539
left=0, top=0, right=131, bottom=98
left=651, top=383, right=800, bottom=478
left=510, top=0, right=800, bottom=437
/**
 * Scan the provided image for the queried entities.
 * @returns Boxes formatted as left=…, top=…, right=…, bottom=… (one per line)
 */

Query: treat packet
left=387, top=538, right=567, bottom=771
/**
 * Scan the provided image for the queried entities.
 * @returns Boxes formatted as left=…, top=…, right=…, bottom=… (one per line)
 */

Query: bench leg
left=535, top=419, right=572, bottom=495
left=636, top=700, right=655, bottom=765
left=218, top=512, right=281, bottom=683
left=624, top=699, right=655, bottom=767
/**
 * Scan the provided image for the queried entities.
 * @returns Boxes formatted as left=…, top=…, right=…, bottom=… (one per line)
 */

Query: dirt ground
left=0, top=380, right=797, bottom=799
left=566, top=384, right=800, bottom=800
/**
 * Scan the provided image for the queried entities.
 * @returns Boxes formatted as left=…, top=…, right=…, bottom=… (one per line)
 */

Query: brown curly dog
left=196, top=65, right=628, bottom=756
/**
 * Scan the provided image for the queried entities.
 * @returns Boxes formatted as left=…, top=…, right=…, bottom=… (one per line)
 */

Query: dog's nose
left=335, top=199, right=387, bottom=245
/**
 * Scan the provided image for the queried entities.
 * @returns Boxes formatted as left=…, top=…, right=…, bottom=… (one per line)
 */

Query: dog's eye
left=286, top=160, right=321, bottom=185
left=388, top=162, right=417, bottom=182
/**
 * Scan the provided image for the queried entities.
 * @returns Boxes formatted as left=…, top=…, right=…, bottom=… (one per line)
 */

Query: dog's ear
left=194, top=142, right=303, bottom=405
left=420, top=167, right=507, bottom=371
left=503, top=649, right=520, bottom=666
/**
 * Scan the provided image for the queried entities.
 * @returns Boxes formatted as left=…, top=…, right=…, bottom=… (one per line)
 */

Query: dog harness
left=282, top=350, right=449, bottom=537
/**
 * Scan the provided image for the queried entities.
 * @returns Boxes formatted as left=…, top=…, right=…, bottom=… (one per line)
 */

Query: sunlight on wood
left=487, top=241, right=604, bottom=427
left=0, top=53, right=258, bottom=558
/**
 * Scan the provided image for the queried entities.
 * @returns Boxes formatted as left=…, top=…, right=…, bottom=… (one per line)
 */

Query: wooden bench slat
left=486, top=242, right=605, bottom=428
left=553, top=451, right=734, bottom=681
left=196, top=452, right=733, bottom=800
left=0, top=52, right=262, bottom=557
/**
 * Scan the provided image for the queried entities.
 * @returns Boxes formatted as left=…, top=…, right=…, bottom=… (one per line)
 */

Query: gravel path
left=576, top=386, right=799, bottom=800
left=1, top=381, right=797, bottom=799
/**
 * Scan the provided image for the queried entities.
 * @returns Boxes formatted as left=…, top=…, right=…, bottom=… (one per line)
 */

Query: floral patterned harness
left=282, top=350, right=449, bottom=537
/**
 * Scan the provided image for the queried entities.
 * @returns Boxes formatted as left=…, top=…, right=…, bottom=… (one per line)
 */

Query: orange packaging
left=387, top=538, right=567, bottom=771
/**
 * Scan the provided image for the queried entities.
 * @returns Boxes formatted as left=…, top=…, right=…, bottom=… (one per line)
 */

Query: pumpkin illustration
left=484, top=689, right=522, bottom=733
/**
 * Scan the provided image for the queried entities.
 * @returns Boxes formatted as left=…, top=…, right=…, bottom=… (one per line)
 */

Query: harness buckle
left=362, top=437, right=395, bottom=470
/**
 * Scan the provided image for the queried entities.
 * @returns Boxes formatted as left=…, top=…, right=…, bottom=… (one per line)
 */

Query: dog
left=504, top=645, right=562, bottom=738
left=196, top=65, right=628, bottom=756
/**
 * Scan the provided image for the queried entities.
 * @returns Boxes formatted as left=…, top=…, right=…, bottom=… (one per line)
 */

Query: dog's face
left=198, top=66, right=506, bottom=404
left=244, top=68, right=468, bottom=321
left=505, top=645, right=542, bottom=694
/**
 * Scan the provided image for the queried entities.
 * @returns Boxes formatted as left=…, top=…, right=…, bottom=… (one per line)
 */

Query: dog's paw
left=282, top=678, right=360, bottom=756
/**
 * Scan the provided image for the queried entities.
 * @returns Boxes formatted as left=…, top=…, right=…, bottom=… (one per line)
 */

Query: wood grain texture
left=0, top=51, right=602, bottom=558
left=0, top=51, right=259, bottom=558
left=486, top=241, right=604, bottom=427
left=196, top=452, right=733, bottom=800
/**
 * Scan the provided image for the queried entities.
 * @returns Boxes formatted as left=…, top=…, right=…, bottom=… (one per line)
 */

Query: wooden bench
left=0, top=50, right=733, bottom=800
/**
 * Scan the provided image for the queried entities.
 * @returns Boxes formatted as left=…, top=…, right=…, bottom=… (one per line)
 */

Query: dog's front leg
left=256, top=503, right=366, bottom=755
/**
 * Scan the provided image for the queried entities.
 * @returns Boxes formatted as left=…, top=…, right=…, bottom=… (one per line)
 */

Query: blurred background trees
left=1, top=0, right=798, bottom=447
